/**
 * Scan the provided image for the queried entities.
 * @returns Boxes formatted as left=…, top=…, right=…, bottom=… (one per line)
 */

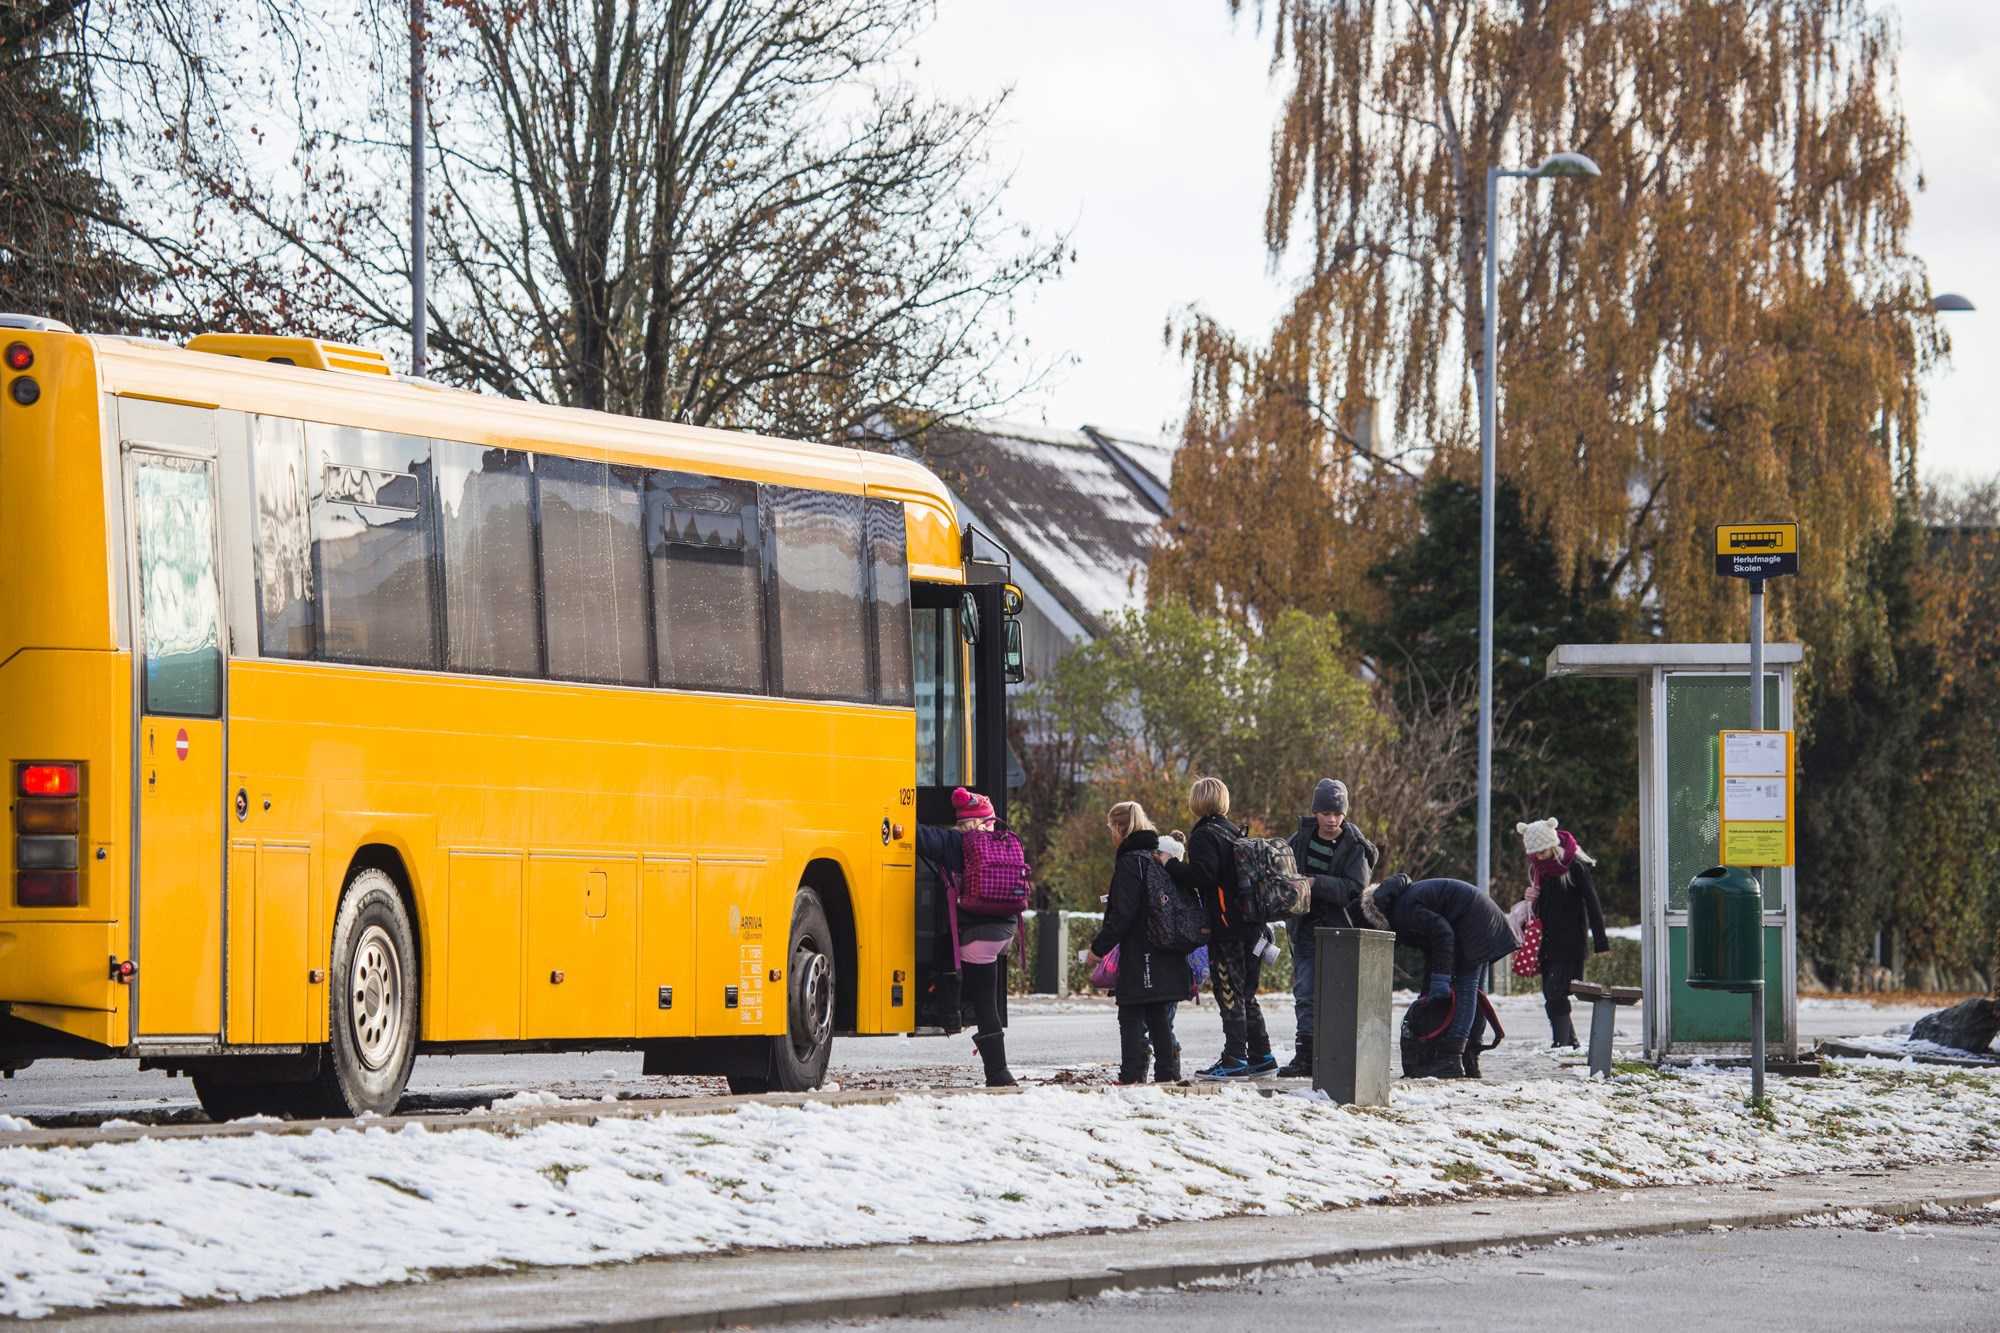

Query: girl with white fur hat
left=1518, top=817, right=1611, bottom=1047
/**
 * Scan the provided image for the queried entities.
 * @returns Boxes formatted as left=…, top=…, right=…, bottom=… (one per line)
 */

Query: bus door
left=909, top=581, right=1014, bottom=1032
left=122, top=414, right=227, bottom=1040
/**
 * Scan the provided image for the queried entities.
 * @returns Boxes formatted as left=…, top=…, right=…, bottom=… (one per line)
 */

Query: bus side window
left=249, top=415, right=314, bottom=660
left=866, top=500, right=913, bottom=708
left=306, top=423, right=437, bottom=669
left=536, top=457, right=649, bottom=687
left=646, top=472, right=765, bottom=694
left=768, top=486, right=870, bottom=703
left=436, top=441, right=541, bottom=677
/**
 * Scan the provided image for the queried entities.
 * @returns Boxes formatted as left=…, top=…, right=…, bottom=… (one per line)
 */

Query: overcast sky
left=911, top=2, right=1996, bottom=484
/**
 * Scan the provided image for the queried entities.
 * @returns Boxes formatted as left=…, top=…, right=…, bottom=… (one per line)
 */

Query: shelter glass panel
left=1663, top=673, right=1784, bottom=912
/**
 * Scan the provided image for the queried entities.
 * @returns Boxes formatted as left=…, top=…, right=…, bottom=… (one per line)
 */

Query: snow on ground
left=1823, top=1033, right=1998, bottom=1064
left=3, top=1062, right=2000, bottom=1319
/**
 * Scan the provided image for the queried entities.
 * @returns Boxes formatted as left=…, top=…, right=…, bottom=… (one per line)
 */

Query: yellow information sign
left=1715, top=522, right=1800, bottom=580
left=1719, top=729, right=1795, bottom=867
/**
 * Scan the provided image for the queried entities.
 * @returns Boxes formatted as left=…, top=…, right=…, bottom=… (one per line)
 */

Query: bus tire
left=308, top=868, right=419, bottom=1118
left=727, top=887, right=835, bottom=1094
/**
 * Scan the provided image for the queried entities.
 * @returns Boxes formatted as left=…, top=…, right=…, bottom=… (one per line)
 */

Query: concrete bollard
left=1031, top=911, right=1070, bottom=997
left=1312, top=927, right=1395, bottom=1106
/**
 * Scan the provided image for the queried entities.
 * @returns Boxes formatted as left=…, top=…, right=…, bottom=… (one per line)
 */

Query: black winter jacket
left=1370, top=876, right=1517, bottom=977
left=1167, top=812, right=1254, bottom=941
left=1532, top=857, right=1611, bottom=965
left=1091, top=830, right=1194, bottom=1006
left=1287, top=817, right=1377, bottom=929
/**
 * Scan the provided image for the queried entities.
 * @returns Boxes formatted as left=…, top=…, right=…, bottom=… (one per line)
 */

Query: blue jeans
left=1445, top=969, right=1485, bottom=1041
left=1290, top=921, right=1316, bottom=1044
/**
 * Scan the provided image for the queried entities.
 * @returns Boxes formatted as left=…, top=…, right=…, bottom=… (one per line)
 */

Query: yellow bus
left=0, top=315, right=1022, bottom=1118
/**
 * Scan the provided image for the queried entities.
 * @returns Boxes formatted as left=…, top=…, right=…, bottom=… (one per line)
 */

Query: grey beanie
left=1312, top=778, right=1349, bottom=815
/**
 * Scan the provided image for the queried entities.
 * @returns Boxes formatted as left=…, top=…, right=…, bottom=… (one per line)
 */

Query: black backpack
left=1140, top=854, right=1209, bottom=952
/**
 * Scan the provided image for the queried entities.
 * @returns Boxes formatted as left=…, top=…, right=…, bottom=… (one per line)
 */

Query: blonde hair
left=1106, top=801, right=1156, bottom=841
left=1189, top=776, right=1231, bottom=819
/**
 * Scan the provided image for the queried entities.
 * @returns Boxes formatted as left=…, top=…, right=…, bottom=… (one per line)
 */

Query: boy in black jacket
left=1280, top=778, right=1377, bottom=1077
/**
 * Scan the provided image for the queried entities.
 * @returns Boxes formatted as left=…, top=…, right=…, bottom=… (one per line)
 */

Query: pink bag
left=955, top=824, right=1031, bottom=917
left=1090, top=945, right=1120, bottom=990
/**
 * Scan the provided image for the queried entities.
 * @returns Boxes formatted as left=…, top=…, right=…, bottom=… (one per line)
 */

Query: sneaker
left=1243, top=1053, right=1279, bottom=1076
left=1196, top=1057, right=1250, bottom=1080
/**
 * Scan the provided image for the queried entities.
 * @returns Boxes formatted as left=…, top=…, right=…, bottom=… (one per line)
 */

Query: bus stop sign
left=1715, top=523, right=1799, bottom=580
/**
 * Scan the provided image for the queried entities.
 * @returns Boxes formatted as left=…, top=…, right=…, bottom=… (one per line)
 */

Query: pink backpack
left=953, top=824, right=1031, bottom=917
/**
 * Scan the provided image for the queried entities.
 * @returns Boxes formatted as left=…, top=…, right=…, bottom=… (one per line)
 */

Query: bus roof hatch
left=186, top=333, right=392, bottom=376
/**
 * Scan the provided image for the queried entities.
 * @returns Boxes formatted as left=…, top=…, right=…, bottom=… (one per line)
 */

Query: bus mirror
left=1001, top=584, right=1024, bottom=618
left=1005, top=618, right=1025, bottom=684
left=959, top=590, right=981, bottom=646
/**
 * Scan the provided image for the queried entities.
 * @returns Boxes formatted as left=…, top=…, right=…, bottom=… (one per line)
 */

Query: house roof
left=921, top=419, right=1179, bottom=638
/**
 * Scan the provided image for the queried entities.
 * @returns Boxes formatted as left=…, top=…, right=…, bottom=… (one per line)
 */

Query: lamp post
left=1476, top=150, right=1600, bottom=902
left=409, top=0, right=427, bottom=378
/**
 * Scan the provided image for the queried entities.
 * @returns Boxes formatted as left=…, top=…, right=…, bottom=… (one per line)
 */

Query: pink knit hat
left=952, top=787, right=995, bottom=821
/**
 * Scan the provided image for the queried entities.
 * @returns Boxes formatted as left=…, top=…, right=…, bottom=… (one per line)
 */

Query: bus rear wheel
left=302, top=868, right=419, bottom=1118
left=726, top=887, right=835, bottom=1095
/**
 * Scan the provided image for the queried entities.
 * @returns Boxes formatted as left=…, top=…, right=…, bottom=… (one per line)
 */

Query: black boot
left=1154, top=1049, right=1181, bottom=1083
left=1278, top=1046, right=1313, bottom=1078
left=1413, top=1039, right=1467, bottom=1079
left=974, top=1031, right=1017, bottom=1088
left=1461, top=1043, right=1482, bottom=1080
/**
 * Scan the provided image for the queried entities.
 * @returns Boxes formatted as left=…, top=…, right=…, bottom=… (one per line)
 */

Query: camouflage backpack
left=1231, top=836, right=1310, bottom=925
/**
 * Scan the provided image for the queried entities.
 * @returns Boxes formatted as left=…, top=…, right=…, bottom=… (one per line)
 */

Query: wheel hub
left=351, top=924, right=402, bottom=1071
left=790, top=940, right=833, bottom=1058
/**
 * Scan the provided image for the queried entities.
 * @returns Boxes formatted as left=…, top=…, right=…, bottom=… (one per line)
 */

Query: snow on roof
left=1083, top=425, right=1180, bottom=510
left=923, top=420, right=1172, bottom=636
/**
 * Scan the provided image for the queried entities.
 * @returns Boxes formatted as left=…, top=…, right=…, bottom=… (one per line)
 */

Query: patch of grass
left=1439, top=1161, right=1484, bottom=1184
left=369, top=1176, right=426, bottom=1200
left=540, top=1163, right=584, bottom=1187
left=1747, top=1096, right=1778, bottom=1127
left=1000, top=1190, right=1027, bottom=1203
left=1613, top=1059, right=1666, bottom=1078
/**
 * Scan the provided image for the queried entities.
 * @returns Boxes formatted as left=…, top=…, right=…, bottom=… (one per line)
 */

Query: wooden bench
left=1570, top=981, right=1642, bottom=1077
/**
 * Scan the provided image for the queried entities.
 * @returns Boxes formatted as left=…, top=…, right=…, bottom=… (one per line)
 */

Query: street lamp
left=1476, top=149, right=1601, bottom=902
left=1930, top=293, right=1976, bottom=313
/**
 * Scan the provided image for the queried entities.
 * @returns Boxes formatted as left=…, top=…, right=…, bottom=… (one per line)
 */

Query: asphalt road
left=0, top=993, right=1937, bottom=1124
left=813, top=1211, right=2000, bottom=1333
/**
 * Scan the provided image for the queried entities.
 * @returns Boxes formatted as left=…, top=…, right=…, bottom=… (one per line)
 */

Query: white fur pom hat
left=1517, top=818, right=1561, bottom=857
left=1157, top=834, right=1185, bottom=860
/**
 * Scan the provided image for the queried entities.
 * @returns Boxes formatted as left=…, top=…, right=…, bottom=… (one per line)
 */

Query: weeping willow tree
left=1155, top=0, right=1944, bottom=679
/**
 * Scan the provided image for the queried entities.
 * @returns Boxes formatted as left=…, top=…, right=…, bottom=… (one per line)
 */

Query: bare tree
left=128, top=0, right=1064, bottom=442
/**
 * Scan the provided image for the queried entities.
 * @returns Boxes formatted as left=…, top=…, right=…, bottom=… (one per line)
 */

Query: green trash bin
left=1686, top=865, right=1763, bottom=991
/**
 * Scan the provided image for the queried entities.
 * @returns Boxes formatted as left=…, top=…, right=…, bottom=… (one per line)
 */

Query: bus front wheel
left=307, top=868, right=419, bottom=1118
left=726, top=887, right=835, bottom=1094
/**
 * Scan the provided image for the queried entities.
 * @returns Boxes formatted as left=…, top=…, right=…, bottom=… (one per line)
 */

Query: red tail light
left=3, top=342, right=30, bottom=371
left=17, top=871, right=79, bottom=908
left=19, top=763, right=80, bottom=797
left=15, top=762, right=84, bottom=907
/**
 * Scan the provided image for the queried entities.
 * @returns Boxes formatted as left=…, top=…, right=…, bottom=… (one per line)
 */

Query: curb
left=552, top=1172, right=2000, bottom=1332
left=2, top=1079, right=1243, bottom=1152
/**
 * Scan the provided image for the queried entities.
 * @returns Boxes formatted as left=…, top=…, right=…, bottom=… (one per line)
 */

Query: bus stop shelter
left=1545, top=643, right=1802, bottom=1061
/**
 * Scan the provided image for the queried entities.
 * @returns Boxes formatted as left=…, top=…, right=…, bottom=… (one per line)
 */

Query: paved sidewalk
left=65, top=1160, right=2000, bottom=1331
